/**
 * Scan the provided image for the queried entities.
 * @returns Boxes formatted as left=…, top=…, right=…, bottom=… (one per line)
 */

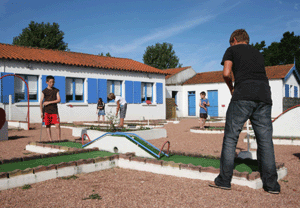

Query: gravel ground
left=0, top=119, right=299, bottom=207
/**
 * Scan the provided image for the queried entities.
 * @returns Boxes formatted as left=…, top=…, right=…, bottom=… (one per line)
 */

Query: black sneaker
left=209, top=183, right=231, bottom=190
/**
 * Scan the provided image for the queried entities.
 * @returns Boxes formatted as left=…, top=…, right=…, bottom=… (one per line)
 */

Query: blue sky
left=1, top=0, right=299, bottom=73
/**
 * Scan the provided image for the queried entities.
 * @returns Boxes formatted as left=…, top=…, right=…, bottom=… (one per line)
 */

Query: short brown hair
left=200, top=91, right=206, bottom=96
left=229, top=29, right=249, bottom=44
left=107, top=93, right=115, bottom=100
left=46, top=75, right=54, bottom=82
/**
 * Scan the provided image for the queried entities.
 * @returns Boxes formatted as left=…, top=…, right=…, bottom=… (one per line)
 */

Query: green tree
left=13, top=21, right=68, bottom=51
left=98, top=52, right=111, bottom=57
left=105, top=52, right=111, bottom=57
left=143, top=42, right=182, bottom=69
left=251, top=31, right=300, bottom=71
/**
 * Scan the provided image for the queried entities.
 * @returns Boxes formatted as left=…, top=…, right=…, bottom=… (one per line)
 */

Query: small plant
left=23, top=152, right=31, bottom=155
left=105, top=111, right=119, bottom=132
left=22, top=184, right=32, bottom=190
left=281, top=179, right=288, bottom=182
left=82, top=193, right=102, bottom=200
left=60, top=175, right=78, bottom=180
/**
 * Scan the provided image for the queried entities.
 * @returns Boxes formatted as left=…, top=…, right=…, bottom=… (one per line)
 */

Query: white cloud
left=107, top=16, right=214, bottom=54
left=295, top=3, right=298, bottom=10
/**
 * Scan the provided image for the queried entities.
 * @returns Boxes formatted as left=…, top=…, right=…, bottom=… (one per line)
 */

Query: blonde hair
left=107, top=93, right=115, bottom=100
left=229, top=29, right=250, bottom=44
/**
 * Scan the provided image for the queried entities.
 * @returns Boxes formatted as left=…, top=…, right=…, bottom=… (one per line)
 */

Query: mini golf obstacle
left=245, top=105, right=300, bottom=147
left=82, top=132, right=170, bottom=159
left=272, top=104, right=300, bottom=137
left=0, top=108, right=8, bottom=141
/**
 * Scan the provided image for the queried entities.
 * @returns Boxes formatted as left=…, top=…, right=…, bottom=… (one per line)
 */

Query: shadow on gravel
left=8, top=136, right=28, bottom=140
left=293, top=153, right=300, bottom=160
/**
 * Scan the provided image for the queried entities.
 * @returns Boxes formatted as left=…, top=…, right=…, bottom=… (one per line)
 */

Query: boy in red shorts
left=40, top=76, right=61, bottom=141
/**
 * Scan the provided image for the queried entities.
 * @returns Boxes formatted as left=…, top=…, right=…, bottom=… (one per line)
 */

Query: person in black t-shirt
left=209, top=29, right=280, bottom=194
left=40, top=75, right=61, bottom=141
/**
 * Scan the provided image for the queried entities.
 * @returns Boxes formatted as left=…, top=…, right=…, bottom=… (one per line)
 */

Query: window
left=66, top=78, right=84, bottom=102
left=14, top=75, right=38, bottom=102
left=107, top=80, right=122, bottom=102
left=141, top=82, right=153, bottom=103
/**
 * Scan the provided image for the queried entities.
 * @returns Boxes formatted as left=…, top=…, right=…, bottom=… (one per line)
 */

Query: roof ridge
left=0, top=42, right=133, bottom=61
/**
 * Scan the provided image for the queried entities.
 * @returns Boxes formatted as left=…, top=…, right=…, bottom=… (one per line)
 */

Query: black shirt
left=97, top=101, right=105, bottom=110
left=42, top=87, right=59, bottom=114
left=221, top=44, right=272, bottom=105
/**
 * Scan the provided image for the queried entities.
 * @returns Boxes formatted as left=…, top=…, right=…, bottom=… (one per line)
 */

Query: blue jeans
left=215, top=100, right=280, bottom=192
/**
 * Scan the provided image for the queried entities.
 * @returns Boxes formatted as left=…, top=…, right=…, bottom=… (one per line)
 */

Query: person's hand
left=203, top=101, right=206, bottom=105
left=41, top=113, right=44, bottom=119
left=231, top=89, right=234, bottom=95
left=43, top=101, right=50, bottom=106
left=204, top=107, right=207, bottom=111
left=115, top=113, right=118, bottom=117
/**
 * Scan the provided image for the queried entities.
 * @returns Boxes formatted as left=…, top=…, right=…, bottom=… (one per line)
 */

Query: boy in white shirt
left=108, top=93, right=127, bottom=128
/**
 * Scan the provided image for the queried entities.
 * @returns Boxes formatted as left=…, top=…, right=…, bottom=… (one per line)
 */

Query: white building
left=0, top=43, right=167, bottom=123
left=166, top=64, right=300, bottom=118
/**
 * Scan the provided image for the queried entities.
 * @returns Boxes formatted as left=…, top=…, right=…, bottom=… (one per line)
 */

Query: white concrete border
left=0, top=156, right=287, bottom=191
left=8, top=121, right=28, bottom=130
left=0, top=160, right=117, bottom=191
left=244, top=138, right=300, bottom=146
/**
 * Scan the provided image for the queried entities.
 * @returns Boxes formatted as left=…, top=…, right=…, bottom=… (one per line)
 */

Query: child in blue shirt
left=199, top=91, right=210, bottom=129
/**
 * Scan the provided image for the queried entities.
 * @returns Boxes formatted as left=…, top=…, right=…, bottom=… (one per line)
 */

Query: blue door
left=188, top=91, right=196, bottom=116
left=208, top=90, right=218, bottom=117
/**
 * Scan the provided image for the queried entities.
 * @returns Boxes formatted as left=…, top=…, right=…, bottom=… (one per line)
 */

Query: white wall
left=283, top=73, right=300, bottom=98
left=167, top=79, right=287, bottom=118
left=165, top=85, right=184, bottom=117
left=0, top=60, right=166, bottom=123
left=166, top=68, right=196, bottom=85
left=269, top=79, right=283, bottom=117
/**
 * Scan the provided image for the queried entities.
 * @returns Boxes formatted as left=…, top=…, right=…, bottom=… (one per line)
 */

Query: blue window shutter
left=156, top=82, right=163, bottom=104
left=98, top=79, right=107, bottom=103
left=125, top=81, right=133, bottom=104
left=295, top=86, right=298, bottom=98
left=1, top=72, right=15, bottom=104
left=41, top=75, right=48, bottom=91
left=285, top=84, right=289, bottom=97
left=54, top=76, right=66, bottom=103
left=133, top=81, right=141, bottom=104
left=87, top=78, right=97, bottom=104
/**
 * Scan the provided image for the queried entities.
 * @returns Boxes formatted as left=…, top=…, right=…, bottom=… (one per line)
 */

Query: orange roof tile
left=183, top=64, right=294, bottom=85
left=164, top=66, right=191, bottom=79
left=0, top=43, right=169, bottom=75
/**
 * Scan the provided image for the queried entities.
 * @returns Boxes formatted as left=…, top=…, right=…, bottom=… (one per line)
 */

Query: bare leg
left=202, top=118, right=207, bottom=128
left=98, top=116, right=100, bottom=122
left=55, top=123, right=61, bottom=141
left=46, top=126, right=52, bottom=141
left=102, top=115, right=105, bottom=121
left=119, top=118, right=124, bottom=128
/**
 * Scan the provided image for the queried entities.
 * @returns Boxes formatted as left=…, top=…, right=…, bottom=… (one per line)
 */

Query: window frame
left=107, top=80, right=122, bottom=103
left=14, top=74, right=39, bottom=103
left=141, top=82, right=153, bottom=103
left=66, top=77, right=85, bottom=103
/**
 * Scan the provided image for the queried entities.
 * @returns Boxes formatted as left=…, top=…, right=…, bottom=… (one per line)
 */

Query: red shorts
left=44, top=113, right=60, bottom=126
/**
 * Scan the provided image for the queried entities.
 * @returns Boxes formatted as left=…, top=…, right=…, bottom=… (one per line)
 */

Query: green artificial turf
left=48, top=142, right=83, bottom=149
left=0, top=151, right=115, bottom=173
left=158, top=154, right=258, bottom=174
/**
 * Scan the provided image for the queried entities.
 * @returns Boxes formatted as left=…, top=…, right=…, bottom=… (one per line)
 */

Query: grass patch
left=158, top=154, right=258, bottom=174
left=22, top=184, right=32, bottom=190
left=82, top=194, right=102, bottom=200
left=0, top=151, right=115, bottom=173
left=48, top=142, right=83, bottom=149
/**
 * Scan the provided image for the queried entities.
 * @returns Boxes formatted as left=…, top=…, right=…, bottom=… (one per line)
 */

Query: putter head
left=237, top=151, right=253, bottom=160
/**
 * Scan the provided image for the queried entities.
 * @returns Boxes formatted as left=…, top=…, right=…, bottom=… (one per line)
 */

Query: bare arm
left=43, top=92, right=61, bottom=106
left=206, top=100, right=210, bottom=107
left=223, top=60, right=234, bottom=95
left=116, top=101, right=120, bottom=116
left=40, top=93, right=45, bottom=118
